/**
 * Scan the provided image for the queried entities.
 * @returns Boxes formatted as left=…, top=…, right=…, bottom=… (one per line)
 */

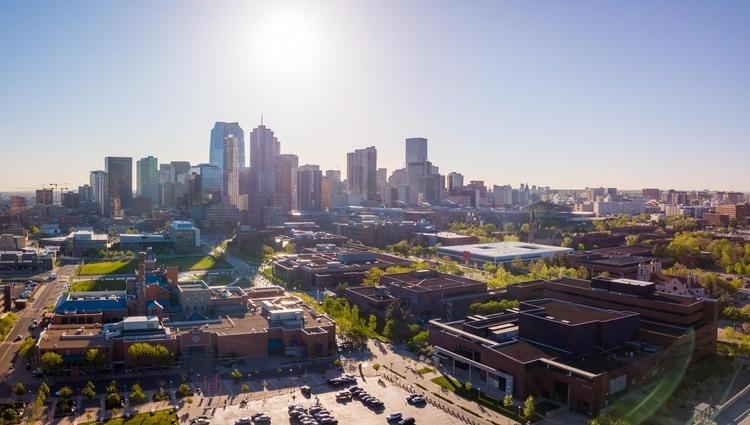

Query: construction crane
left=48, top=183, right=70, bottom=204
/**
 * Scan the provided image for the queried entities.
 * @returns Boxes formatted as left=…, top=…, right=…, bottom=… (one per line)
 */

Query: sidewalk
left=359, top=340, right=521, bottom=425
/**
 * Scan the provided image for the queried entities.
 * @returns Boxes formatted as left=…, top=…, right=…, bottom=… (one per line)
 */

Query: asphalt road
left=0, top=265, right=74, bottom=384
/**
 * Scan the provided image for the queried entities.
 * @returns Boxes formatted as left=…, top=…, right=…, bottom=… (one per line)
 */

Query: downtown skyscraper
left=209, top=122, right=245, bottom=191
left=346, top=146, right=378, bottom=205
left=250, top=123, right=280, bottom=193
left=136, top=156, right=159, bottom=204
left=105, top=156, right=132, bottom=217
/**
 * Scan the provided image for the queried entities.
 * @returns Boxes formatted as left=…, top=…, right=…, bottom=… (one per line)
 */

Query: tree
left=40, top=351, right=63, bottom=375
left=81, top=381, right=96, bottom=399
left=241, top=384, right=250, bottom=393
left=177, top=383, right=192, bottom=398
left=469, top=299, right=520, bottom=315
left=523, top=395, right=535, bottom=420
left=383, top=301, right=412, bottom=342
left=18, top=336, right=36, bottom=359
left=127, top=342, right=172, bottom=368
left=561, top=237, right=573, bottom=248
left=503, top=223, right=517, bottom=234
left=283, top=243, right=296, bottom=254
left=231, top=369, right=242, bottom=381
left=1, top=408, right=17, bottom=422
left=130, top=383, right=147, bottom=405
left=83, top=348, right=107, bottom=372
left=503, top=394, right=513, bottom=408
left=105, top=392, right=122, bottom=409
left=367, top=314, right=378, bottom=334
left=58, top=386, right=73, bottom=399
left=625, top=235, right=639, bottom=246
left=361, top=267, right=384, bottom=286
left=13, top=382, right=25, bottom=397
left=39, top=382, right=50, bottom=399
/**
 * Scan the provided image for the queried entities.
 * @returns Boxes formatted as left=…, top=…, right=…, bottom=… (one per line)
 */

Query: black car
left=399, top=418, right=416, bottom=425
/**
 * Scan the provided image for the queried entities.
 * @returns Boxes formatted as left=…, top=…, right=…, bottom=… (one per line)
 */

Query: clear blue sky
left=1, top=0, right=748, bottom=191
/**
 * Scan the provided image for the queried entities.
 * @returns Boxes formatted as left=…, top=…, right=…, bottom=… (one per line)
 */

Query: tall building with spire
left=250, top=123, right=280, bottom=194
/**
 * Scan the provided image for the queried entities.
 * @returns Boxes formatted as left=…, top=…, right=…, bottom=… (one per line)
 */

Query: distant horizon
left=2, top=1, right=749, bottom=191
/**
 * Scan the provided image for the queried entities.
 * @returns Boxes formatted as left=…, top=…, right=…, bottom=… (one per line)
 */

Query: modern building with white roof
left=437, top=241, right=573, bottom=265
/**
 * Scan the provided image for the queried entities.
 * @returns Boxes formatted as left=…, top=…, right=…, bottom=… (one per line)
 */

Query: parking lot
left=201, top=373, right=472, bottom=425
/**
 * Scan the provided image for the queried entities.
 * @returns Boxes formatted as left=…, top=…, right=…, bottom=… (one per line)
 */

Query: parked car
left=399, top=418, right=416, bottom=425
left=387, top=412, right=403, bottom=422
left=234, top=418, right=252, bottom=425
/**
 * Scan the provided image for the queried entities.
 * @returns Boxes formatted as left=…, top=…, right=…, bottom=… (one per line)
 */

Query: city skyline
left=1, top=1, right=749, bottom=191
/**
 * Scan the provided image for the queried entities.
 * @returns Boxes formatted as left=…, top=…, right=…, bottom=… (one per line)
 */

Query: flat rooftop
left=38, top=325, right=108, bottom=350
left=437, top=242, right=572, bottom=262
left=495, top=339, right=566, bottom=363
left=550, top=277, right=704, bottom=306
left=523, top=299, right=633, bottom=325
left=381, top=270, right=485, bottom=293
left=168, top=296, right=334, bottom=334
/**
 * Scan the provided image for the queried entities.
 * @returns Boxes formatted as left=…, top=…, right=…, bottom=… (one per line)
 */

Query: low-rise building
left=272, top=245, right=411, bottom=290
left=437, top=241, right=573, bottom=266
left=431, top=277, right=717, bottom=416
left=346, top=269, right=493, bottom=319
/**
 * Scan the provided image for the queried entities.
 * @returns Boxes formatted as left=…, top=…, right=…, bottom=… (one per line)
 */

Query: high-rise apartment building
left=223, top=134, right=244, bottom=209
left=275, top=154, right=299, bottom=212
left=297, top=168, right=323, bottom=212
left=35, top=188, right=53, bottom=205
left=405, top=137, right=428, bottom=164
left=136, top=156, right=159, bottom=203
left=346, top=146, right=377, bottom=204
left=447, top=172, right=464, bottom=193
left=90, top=170, right=109, bottom=216
left=105, top=157, right=132, bottom=216
left=209, top=122, right=245, bottom=180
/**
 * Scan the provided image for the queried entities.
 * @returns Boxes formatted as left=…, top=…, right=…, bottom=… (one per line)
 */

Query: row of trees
left=666, top=231, right=750, bottom=274
left=481, top=258, right=588, bottom=288
left=38, top=343, right=172, bottom=376
left=468, top=299, right=519, bottom=315
left=126, top=342, right=173, bottom=367
left=663, top=264, right=741, bottom=301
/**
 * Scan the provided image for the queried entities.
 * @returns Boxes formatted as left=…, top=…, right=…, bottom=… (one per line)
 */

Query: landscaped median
left=80, top=409, right=177, bottom=425
left=431, top=375, right=544, bottom=423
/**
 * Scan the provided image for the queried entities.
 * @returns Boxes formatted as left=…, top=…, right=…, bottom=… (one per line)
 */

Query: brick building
left=430, top=277, right=717, bottom=415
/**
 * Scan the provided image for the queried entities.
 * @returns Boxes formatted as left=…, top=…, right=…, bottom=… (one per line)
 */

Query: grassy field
left=69, top=279, right=127, bottom=292
left=78, top=255, right=230, bottom=276
left=78, top=260, right=136, bottom=276
left=81, top=409, right=177, bottom=425
left=159, top=255, right=231, bottom=271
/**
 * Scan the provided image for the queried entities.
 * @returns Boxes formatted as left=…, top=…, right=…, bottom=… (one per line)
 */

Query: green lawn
left=69, top=279, right=127, bottom=292
left=80, top=409, right=177, bottom=425
left=78, top=260, right=136, bottom=276
left=158, top=255, right=231, bottom=271
left=416, top=367, right=435, bottom=375
left=431, top=375, right=543, bottom=423
left=206, top=274, right=234, bottom=286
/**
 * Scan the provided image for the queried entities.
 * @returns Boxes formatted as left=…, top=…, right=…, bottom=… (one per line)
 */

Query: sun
left=254, top=8, right=321, bottom=73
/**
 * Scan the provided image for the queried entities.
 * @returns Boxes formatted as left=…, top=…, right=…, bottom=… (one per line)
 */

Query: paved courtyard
left=182, top=372, right=481, bottom=425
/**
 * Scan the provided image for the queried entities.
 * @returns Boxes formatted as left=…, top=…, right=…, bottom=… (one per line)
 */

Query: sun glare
left=254, top=8, right=321, bottom=74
